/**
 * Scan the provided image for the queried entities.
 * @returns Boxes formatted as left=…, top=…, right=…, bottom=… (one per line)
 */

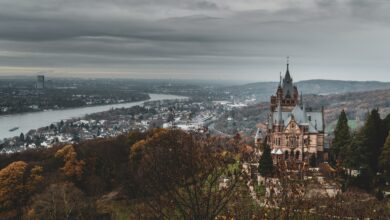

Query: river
left=0, top=93, right=187, bottom=140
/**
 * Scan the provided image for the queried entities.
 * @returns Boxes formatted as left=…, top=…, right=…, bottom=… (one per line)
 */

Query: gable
left=284, top=119, right=301, bottom=134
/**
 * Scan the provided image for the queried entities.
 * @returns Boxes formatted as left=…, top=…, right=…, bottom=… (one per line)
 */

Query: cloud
left=0, top=0, right=390, bottom=81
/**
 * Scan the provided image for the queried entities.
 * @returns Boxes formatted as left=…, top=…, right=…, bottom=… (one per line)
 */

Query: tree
left=34, top=136, right=41, bottom=147
left=344, top=130, right=368, bottom=171
left=27, top=182, right=96, bottom=220
left=55, top=145, right=85, bottom=181
left=379, top=132, right=390, bottom=181
left=129, top=129, right=246, bottom=219
left=19, top=132, right=25, bottom=142
left=332, top=109, right=350, bottom=162
left=309, top=154, right=317, bottom=167
left=258, top=144, right=273, bottom=177
left=0, top=161, right=43, bottom=219
left=363, top=109, right=385, bottom=174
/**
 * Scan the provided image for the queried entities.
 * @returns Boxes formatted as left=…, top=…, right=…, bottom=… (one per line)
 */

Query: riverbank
left=0, top=93, right=150, bottom=117
left=0, top=94, right=187, bottom=141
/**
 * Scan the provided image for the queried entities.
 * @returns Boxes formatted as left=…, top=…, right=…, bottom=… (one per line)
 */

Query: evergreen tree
left=258, top=144, right=273, bottom=177
left=344, top=130, right=368, bottom=170
left=363, top=109, right=383, bottom=173
left=333, top=109, right=350, bottom=161
left=379, top=132, right=390, bottom=181
left=309, top=154, right=317, bottom=167
left=383, top=114, right=390, bottom=132
left=19, top=132, right=24, bottom=142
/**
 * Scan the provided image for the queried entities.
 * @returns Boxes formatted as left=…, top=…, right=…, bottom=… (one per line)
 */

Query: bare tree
left=129, top=129, right=248, bottom=220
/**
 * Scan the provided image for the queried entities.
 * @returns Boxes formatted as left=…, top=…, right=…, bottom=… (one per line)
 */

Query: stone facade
left=262, top=63, right=325, bottom=162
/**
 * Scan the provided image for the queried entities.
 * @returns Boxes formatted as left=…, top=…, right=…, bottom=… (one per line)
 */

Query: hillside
left=224, top=80, right=390, bottom=101
left=304, top=89, right=390, bottom=127
left=0, top=129, right=248, bottom=219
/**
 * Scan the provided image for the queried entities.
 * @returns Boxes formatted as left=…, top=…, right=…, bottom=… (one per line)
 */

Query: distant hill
left=296, top=80, right=390, bottom=95
left=304, top=89, right=390, bottom=125
left=215, top=87, right=390, bottom=136
left=224, top=80, right=390, bottom=101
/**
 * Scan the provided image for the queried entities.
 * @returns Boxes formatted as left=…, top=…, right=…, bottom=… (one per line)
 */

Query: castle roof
left=255, top=128, right=263, bottom=140
left=272, top=104, right=324, bottom=133
left=282, top=63, right=295, bottom=98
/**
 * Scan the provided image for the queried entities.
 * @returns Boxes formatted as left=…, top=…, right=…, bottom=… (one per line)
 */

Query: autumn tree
left=55, top=145, right=85, bottom=181
left=129, top=129, right=247, bottom=219
left=27, top=182, right=96, bottom=220
left=0, top=161, right=43, bottom=219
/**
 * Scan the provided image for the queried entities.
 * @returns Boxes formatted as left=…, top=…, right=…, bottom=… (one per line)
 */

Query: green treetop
left=362, top=109, right=384, bottom=173
left=258, top=144, right=273, bottom=177
left=379, top=132, right=390, bottom=181
left=333, top=109, right=350, bottom=161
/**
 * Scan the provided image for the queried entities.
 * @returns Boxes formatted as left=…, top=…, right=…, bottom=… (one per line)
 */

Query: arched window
left=295, top=151, right=300, bottom=160
left=288, top=136, right=297, bottom=148
left=284, top=151, right=289, bottom=160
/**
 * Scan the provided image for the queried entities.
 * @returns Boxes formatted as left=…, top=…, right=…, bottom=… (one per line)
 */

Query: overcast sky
left=0, top=0, right=390, bottom=81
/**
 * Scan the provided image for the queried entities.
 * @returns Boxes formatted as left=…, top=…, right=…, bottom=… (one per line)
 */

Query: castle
left=256, top=62, right=325, bottom=163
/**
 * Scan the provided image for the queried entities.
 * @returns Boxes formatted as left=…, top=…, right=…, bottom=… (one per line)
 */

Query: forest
left=0, top=125, right=389, bottom=219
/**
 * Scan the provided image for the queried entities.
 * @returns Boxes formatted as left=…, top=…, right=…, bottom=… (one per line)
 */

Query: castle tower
left=270, top=60, right=299, bottom=111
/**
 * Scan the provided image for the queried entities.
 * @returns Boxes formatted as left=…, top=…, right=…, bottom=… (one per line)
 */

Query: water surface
left=0, top=93, right=186, bottom=140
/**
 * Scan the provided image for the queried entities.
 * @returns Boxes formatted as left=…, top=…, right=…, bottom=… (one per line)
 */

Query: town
left=0, top=91, right=254, bottom=153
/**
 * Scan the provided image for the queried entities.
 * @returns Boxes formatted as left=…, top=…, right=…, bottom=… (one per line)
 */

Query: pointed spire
left=300, top=91, right=303, bottom=107
left=279, top=72, right=282, bottom=87
left=277, top=100, right=282, bottom=125
left=287, top=56, right=289, bottom=70
left=284, top=56, right=292, bottom=83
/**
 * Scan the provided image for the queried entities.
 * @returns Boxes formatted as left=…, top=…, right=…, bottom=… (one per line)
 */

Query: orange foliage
left=55, top=145, right=86, bottom=181
left=0, top=161, right=43, bottom=219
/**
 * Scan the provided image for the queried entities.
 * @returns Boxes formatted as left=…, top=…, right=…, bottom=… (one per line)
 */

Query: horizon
left=1, top=74, right=390, bottom=86
left=1, top=0, right=390, bottom=81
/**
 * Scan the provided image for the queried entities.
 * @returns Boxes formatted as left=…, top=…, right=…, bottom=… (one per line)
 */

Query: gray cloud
left=0, top=0, right=390, bottom=81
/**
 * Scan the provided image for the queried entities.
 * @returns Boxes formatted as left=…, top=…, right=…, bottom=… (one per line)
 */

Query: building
left=36, top=75, right=45, bottom=89
left=262, top=62, right=325, bottom=163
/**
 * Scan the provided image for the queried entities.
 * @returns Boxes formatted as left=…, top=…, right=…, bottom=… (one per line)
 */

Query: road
left=208, top=122, right=231, bottom=137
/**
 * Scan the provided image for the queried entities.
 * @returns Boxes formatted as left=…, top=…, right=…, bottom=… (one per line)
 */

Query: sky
left=0, top=0, right=390, bottom=81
